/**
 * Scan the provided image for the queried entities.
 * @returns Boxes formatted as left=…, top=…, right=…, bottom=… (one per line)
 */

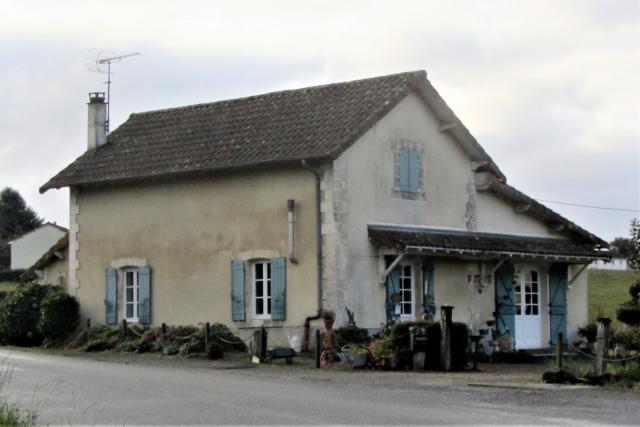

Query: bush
left=334, top=326, right=371, bottom=349
left=209, top=323, right=247, bottom=352
left=611, top=327, right=640, bottom=351
left=0, top=283, right=50, bottom=345
left=451, top=322, right=469, bottom=369
left=617, top=303, right=640, bottom=327
left=577, top=323, right=598, bottom=343
left=424, top=322, right=468, bottom=370
left=0, top=269, right=25, bottom=282
left=390, top=320, right=431, bottom=350
left=207, top=341, right=224, bottom=360
left=39, top=288, right=79, bottom=341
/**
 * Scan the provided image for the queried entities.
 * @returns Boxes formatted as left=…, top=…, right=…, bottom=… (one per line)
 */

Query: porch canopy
left=367, top=223, right=610, bottom=264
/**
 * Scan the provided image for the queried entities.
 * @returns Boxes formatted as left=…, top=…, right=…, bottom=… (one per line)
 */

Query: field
left=588, top=269, right=639, bottom=327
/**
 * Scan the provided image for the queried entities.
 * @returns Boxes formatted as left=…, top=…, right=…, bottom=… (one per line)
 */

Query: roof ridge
left=128, top=70, right=426, bottom=118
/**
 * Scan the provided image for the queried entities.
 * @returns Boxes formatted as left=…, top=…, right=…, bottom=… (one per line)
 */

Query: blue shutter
left=399, top=148, right=411, bottom=192
left=271, top=257, right=286, bottom=321
left=105, top=267, right=117, bottom=325
left=138, top=265, right=152, bottom=325
left=495, top=262, right=515, bottom=338
left=422, top=261, right=436, bottom=318
left=549, top=264, right=568, bottom=345
left=409, top=149, right=419, bottom=193
left=231, top=260, right=245, bottom=321
left=385, top=265, right=401, bottom=324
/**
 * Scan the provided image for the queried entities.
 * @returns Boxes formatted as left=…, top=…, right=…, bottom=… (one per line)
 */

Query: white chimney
left=87, top=92, right=107, bottom=150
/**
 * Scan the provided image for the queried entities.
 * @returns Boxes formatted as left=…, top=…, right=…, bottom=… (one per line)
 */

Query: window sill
left=235, top=319, right=284, bottom=329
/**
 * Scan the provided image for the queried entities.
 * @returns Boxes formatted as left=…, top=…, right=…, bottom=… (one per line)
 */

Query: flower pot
left=352, top=352, right=368, bottom=369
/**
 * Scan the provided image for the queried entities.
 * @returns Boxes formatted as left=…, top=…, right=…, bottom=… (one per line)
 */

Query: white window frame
left=398, top=262, right=415, bottom=320
left=515, top=268, right=540, bottom=317
left=123, top=268, right=139, bottom=322
left=252, top=260, right=272, bottom=320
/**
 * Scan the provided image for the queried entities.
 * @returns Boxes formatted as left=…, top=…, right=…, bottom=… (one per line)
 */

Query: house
left=20, top=233, right=69, bottom=289
left=588, top=256, right=629, bottom=271
left=41, top=71, right=609, bottom=350
left=9, top=222, right=67, bottom=270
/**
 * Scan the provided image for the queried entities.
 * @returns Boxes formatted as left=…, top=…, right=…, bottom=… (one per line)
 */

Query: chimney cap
left=88, top=92, right=106, bottom=104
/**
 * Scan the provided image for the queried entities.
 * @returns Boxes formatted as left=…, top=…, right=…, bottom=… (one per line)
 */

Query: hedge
left=0, top=269, right=25, bottom=282
left=0, top=283, right=50, bottom=345
left=39, top=288, right=80, bottom=341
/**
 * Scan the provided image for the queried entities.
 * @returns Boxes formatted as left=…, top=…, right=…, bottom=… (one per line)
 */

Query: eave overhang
left=368, top=224, right=610, bottom=264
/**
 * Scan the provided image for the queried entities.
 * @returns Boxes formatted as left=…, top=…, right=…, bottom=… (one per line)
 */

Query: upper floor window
left=399, top=148, right=419, bottom=193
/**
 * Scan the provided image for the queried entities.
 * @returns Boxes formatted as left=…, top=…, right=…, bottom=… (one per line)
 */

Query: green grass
left=0, top=403, right=33, bottom=426
left=0, top=282, right=19, bottom=292
left=588, top=270, right=640, bottom=327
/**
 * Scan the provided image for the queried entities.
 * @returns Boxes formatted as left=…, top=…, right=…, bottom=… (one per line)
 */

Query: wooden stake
left=204, top=322, right=210, bottom=351
left=556, top=332, right=563, bottom=370
left=315, top=329, right=321, bottom=369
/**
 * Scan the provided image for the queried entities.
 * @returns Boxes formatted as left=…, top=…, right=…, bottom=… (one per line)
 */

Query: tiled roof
left=367, top=224, right=609, bottom=261
left=45, top=70, right=488, bottom=191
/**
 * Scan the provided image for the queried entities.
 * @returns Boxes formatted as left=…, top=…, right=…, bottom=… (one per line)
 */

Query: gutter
left=301, top=159, right=323, bottom=352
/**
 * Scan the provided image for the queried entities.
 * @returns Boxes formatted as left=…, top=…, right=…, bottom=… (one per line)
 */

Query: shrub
left=451, top=322, right=469, bottom=369
left=0, top=283, right=50, bottom=345
left=577, top=323, right=598, bottom=343
left=209, top=323, right=247, bottom=352
left=39, top=288, right=79, bottom=341
left=207, top=341, right=224, bottom=360
left=617, top=303, right=640, bottom=327
left=334, top=326, right=370, bottom=349
left=611, top=327, right=640, bottom=351
left=390, top=320, right=431, bottom=349
left=0, top=269, right=25, bottom=282
left=424, top=322, right=468, bottom=370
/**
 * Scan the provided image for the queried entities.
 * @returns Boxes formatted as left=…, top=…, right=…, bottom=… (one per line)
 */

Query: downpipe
left=301, top=159, right=323, bottom=352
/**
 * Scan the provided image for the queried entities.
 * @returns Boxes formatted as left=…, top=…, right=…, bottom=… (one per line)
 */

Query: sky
left=0, top=0, right=638, bottom=241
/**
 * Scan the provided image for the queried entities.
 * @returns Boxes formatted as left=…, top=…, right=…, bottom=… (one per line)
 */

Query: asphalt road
left=0, top=348, right=638, bottom=425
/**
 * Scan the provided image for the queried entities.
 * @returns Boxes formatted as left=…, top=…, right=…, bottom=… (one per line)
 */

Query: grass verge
left=588, top=270, right=640, bottom=327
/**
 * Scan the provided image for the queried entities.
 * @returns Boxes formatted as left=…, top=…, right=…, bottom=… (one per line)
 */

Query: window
left=253, top=261, right=272, bottom=319
left=399, top=264, right=414, bottom=318
left=399, top=148, right=419, bottom=193
left=124, top=268, right=139, bottom=321
left=515, top=269, right=539, bottom=316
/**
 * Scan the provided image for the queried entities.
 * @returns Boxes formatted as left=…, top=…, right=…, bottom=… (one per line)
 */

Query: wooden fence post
left=556, top=332, right=563, bottom=370
left=440, top=305, right=453, bottom=371
left=315, top=329, right=321, bottom=369
left=86, top=318, right=91, bottom=329
left=204, top=322, right=210, bottom=351
left=596, top=317, right=611, bottom=375
left=122, top=319, right=127, bottom=338
left=161, top=322, right=167, bottom=335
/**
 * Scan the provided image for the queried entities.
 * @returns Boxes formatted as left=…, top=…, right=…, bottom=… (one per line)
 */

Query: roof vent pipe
left=87, top=92, right=107, bottom=150
left=287, top=199, right=298, bottom=264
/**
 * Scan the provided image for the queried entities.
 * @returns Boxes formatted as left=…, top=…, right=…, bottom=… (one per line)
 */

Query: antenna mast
left=87, top=50, right=140, bottom=133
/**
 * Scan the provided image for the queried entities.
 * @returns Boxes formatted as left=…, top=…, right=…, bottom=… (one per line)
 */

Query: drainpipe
left=287, top=199, right=298, bottom=264
left=301, top=159, right=323, bottom=352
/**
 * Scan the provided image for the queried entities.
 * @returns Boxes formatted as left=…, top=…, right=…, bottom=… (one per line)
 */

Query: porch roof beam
left=403, top=245, right=607, bottom=263
left=379, top=252, right=405, bottom=285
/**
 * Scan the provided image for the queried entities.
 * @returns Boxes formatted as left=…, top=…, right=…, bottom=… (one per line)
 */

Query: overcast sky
left=1, top=0, right=638, bottom=241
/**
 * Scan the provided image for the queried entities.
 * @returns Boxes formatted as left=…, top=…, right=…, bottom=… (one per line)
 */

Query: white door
left=514, top=269, right=542, bottom=349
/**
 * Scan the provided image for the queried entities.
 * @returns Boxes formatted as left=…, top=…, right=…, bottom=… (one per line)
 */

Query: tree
left=0, top=187, right=43, bottom=270
left=629, top=218, right=640, bottom=271
left=610, top=237, right=633, bottom=258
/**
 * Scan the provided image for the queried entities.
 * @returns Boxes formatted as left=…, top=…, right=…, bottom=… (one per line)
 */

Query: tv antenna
left=86, top=49, right=140, bottom=133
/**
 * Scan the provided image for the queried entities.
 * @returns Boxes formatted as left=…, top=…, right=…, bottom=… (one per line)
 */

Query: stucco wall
left=475, top=193, right=563, bottom=238
left=10, top=225, right=66, bottom=270
left=567, top=264, right=589, bottom=342
left=74, top=168, right=317, bottom=346
left=40, top=252, right=68, bottom=290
